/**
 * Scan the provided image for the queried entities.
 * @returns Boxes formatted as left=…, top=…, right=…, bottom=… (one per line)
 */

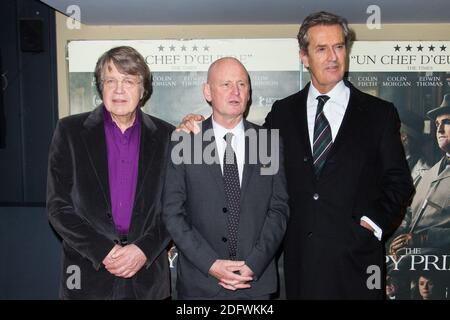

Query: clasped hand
left=102, top=244, right=147, bottom=278
left=209, top=259, right=254, bottom=291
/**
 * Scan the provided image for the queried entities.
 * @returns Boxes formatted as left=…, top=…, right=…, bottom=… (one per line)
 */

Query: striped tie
left=313, top=95, right=332, bottom=176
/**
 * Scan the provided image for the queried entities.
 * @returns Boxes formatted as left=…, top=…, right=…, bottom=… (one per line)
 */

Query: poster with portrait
left=67, top=39, right=301, bottom=125
left=68, top=40, right=450, bottom=300
left=68, top=38, right=301, bottom=299
left=336, top=41, right=450, bottom=300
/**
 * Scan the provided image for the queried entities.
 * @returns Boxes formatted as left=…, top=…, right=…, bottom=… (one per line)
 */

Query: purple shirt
left=104, top=107, right=141, bottom=235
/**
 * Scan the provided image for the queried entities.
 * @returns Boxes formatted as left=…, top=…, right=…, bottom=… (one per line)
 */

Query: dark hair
left=94, top=46, right=152, bottom=106
left=297, top=11, right=352, bottom=54
left=411, top=272, right=448, bottom=300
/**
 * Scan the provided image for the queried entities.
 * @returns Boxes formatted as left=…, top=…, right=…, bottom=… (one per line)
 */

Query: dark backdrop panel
left=0, top=0, right=25, bottom=203
left=0, top=207, right=61, bottom=299
left=0, top=0, right=58, bottom=204
left=0, top=54, right=5, bottom=148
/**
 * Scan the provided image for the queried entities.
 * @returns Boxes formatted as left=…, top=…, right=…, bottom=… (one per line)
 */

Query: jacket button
left=106, top=212, right=112, bottom=218
left=313, top=193, right=319, bottom=200
left=303, top=156, right=308, bottom=162
left=113, top=239, right=119, bottom=244
left=222, top=207, right=228, bottom=213
left=222, top=237, right=228, bottom=242
left=307, top=232, right=313, bottom=237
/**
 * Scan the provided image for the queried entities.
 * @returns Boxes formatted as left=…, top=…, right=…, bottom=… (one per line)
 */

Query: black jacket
left=265, top=81, right=414, bottom=299
left=47, top=105, right=173, bottom=299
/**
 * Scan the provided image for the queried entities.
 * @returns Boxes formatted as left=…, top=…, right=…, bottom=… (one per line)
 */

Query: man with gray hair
left=264, top=11, right=413, bottom=299
left=179, top=11, right=414, bottom=299
left=47, top=46, right=173, bottom=299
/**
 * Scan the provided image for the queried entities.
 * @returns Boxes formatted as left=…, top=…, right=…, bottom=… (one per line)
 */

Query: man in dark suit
left=179, top=12, right=414, bottom=300
left=263, top=11, right=414, bottom=299
left=47, top=46, right=173, bottom=299
left=163, top=57, right=289, bottom=299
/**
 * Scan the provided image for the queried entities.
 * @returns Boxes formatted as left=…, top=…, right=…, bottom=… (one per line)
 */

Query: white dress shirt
left=212, top=116, right=245, bottom=186
left=307, top=80, right=349, bottom=150
left=307, top=81, right=382, bottom=240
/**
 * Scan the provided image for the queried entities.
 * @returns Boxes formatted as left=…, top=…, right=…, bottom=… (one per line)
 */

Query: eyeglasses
left=102, top=77, right=141, bottom=89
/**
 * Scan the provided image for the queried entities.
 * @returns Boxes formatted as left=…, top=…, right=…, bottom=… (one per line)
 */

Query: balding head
left=206, top=57, right=250, bottom=84
left=203, top=57, right=251, bottom=128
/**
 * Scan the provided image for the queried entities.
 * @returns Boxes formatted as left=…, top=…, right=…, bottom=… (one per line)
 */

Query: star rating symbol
left=405, top=45, right=412, bottom=52
left=192, top=45, right=198, bottom=51
left=169, top=45, right=176, bottom=52
left=394, top=45, right=401, bottom=51
left=203, top=46, right=209, bottom=51
left=158, top=45, right=164, bottom=52
left=440, top=45, right=447, bottom=52
left=428, top=45, right=435, bottom=52
left=181, top=45, right=187, bottom=52
left=417, top=45, right=423, bottom=51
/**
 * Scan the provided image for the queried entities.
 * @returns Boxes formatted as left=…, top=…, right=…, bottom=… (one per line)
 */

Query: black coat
left=47, top=105, right=174, bottom=299
left=264, top=81, right=414, bottom=299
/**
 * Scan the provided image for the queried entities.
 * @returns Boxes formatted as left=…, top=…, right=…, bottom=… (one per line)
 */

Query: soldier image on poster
left=398, top=110, right=431, bottom=186
left=388, top=94, right=450, bottom=300
left=390, top=94, right=450, bottom=256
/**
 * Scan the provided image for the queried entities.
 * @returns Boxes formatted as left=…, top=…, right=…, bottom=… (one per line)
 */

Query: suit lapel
left=324, top=81, right=365, bottom=164
left=240, top=121, right=256, bottom=201
left=293, top=84, right=314, bottom=161
left=432, top=157, right=450, bottom=183
left=418, top=158, right=449, bottom=202
left=134, top=112, right=158, bottom=203
left=202, top=118, right=225, bottom=193
left=438, top=165, right=450, bottom=181
left=81, top=105, right=111, bottom=209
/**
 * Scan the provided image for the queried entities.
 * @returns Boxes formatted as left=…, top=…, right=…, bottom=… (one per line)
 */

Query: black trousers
left=112, top=277, right=136, bottom=300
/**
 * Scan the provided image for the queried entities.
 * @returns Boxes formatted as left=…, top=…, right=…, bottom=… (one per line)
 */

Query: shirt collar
left=211, top=116, right=245, bottom=140
left=103, top=106, right=141, bottom=133
left=308, top=80, right=347, bottom=105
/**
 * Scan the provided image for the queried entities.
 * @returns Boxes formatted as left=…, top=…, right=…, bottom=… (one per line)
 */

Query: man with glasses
left=390, top=94, right=450, bottom=259
left=47, top=46, right=173, bottom=299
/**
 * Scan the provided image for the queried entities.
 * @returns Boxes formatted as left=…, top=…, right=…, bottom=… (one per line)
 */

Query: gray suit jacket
left=163, top=117, right=289, bottom=298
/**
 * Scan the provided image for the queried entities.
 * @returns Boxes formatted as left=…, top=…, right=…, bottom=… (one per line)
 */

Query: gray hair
left=297, top=11, right=352, bottom=54
left=94, top=46, right=152, bottom=106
